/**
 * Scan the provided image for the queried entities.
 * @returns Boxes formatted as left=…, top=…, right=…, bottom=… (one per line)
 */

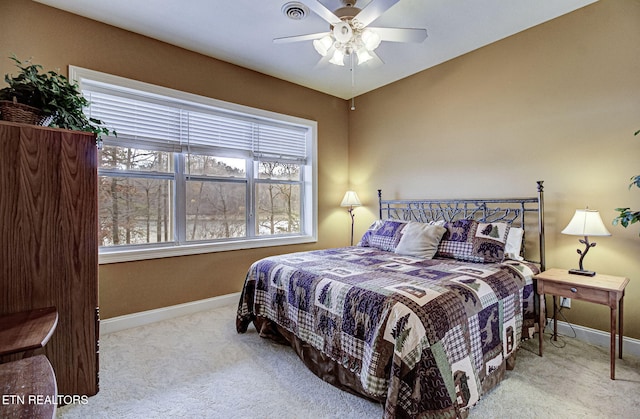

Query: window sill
left=98, top=235, right=317, bottom=264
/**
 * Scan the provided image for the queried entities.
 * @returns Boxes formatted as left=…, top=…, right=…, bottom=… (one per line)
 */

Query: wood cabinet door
left=0, top=121, right=99, bottom=396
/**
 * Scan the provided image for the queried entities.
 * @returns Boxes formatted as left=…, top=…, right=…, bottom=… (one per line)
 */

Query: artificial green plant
left=0, top=55, right=114, bottom=137
left=612, top=129, right=640, bottom=234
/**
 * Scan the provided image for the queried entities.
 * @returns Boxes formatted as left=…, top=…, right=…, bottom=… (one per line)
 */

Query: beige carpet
left=58, top=304, right=640, bottom=418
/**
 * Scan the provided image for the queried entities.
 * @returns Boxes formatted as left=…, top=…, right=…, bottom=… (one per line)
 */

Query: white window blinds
left=82, top=80, right=308, bottom=162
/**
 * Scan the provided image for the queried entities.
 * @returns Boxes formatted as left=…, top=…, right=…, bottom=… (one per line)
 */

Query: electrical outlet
left=560, top=297, right=571, bottom=309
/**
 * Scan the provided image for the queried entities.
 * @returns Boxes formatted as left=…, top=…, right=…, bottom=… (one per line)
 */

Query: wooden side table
left=535, top=268, right=629, bottom=379
left=0, top=307, right=58, bottom=360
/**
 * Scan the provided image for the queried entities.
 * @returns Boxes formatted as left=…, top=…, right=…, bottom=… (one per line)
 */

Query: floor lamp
left=341, top=191, right=361, bottom=246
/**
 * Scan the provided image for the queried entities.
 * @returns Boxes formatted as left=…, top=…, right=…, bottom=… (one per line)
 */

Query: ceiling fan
left=275, top=0, right=428, bottom=67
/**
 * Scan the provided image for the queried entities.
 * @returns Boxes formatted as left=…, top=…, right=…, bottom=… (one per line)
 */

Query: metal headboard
left=378, top=181, right=546, bottom=269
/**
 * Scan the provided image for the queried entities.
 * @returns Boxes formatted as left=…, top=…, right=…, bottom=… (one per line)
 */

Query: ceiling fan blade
left=354, top=0, right=400, bottom=27
left=299, top=0, right=342, bottom=25
left=368, top=27, right=428, bottom=43
left=274, top=32, right=330, bottom=44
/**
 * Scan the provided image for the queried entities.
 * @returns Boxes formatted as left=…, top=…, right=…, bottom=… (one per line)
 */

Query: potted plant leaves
left=0, top=55, right=113, bottom=137
left=612, top=129, right=640, bottom=235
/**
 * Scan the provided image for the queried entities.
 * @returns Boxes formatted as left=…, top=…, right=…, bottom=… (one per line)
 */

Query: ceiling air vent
left=282, top=2, right=309, bottom=20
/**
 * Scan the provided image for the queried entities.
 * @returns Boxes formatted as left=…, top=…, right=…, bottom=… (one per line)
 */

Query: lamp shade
left=361, top=29, right=381, bottom=51
left=561, top=209, right=611, bottom=237
left=356, top=48, right=373, bottom=64
left=313, top=35, right=333, bottom=57
left=341, top=191, right=361, bottom=207
left=329, top=49, right=345, bottom=66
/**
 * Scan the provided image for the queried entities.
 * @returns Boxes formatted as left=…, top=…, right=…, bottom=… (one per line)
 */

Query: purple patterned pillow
left=436, top=219, right=510, bottom=263
left=357, top=220, right=383, bottom=247
left=358, top=220, right=407, bottom=252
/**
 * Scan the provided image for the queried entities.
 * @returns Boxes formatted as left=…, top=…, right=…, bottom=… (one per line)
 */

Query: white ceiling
left=35, top=0, right=597, bottom=100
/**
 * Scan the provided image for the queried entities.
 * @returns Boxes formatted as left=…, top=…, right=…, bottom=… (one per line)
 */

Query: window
left=98, top=145, right=175, bottom=246
left=70, top=67, right=317, bottom=263
left=185, top=155, right=247, bottom=241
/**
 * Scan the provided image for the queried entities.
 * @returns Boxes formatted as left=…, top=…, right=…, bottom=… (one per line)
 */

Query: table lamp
left=561, top=208, right=611, bottom=276
left=341, top=191, right=361, bottom=246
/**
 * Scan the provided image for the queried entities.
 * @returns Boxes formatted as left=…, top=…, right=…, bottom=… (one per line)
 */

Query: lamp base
left=568, top=268, right=596, bottom=277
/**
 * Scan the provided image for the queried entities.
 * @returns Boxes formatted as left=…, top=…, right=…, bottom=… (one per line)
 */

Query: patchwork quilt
left=236, top=247, right=538, bottom=418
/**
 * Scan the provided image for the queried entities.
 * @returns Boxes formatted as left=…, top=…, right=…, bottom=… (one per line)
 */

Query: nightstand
left=535, top=268, right=629, bottom=380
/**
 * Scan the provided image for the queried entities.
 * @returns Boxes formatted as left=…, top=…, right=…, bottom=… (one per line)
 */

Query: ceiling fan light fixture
left=332, top=21, right=353, bottom=43
left=313, top=35, right=333, bottom=56
left=276, top=0, right=428, bottom=71
left=355, top=47, right=373, bottom=64
left=329, top=49, right=346, bottom=66
left=361, top=29, right=381, bottom=51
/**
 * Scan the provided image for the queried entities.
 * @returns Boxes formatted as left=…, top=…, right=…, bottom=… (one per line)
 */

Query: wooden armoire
left=0, top=121, right=99, bottom=396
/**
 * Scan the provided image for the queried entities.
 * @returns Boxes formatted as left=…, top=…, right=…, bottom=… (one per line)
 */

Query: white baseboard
left=545, top=319, right=640, bottom=359
left=100, top=293, right=640, bottom=360
left=100, top=292, right=240, bottom=336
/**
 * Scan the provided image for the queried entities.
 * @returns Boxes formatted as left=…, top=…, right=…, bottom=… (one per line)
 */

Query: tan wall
left=0, top=0, right=351, bottom=318
left=349, top=0, right=640, bottom=338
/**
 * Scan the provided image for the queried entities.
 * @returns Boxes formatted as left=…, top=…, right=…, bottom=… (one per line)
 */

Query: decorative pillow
left=395, top=222, right=447, bottom=259
left=436, top=219, right=511, bottom=263
left=504, top=227, right=524, bottom=261
left=357, top=219, right=384, bottom=247
left=359, top=219, right=408, bottom=252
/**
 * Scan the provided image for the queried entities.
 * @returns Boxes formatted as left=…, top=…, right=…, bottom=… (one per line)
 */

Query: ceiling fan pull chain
left=351, top=53, right=356, bottom=111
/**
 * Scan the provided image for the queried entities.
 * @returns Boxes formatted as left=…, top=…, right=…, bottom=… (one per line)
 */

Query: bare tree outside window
left=186, top=155, right=247, bottom=241
left=99, top=148, right=304, bottom=247
left=98, top=146, right=173, bottom=246
left=256, top=161, right=301, bottom=235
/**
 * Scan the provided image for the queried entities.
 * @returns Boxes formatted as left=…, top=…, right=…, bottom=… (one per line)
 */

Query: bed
left=236, top=182, right=545, bottom=418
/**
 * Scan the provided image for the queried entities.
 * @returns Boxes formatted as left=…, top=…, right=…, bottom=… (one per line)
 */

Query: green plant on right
left=612, top=129, right=640, bottom=235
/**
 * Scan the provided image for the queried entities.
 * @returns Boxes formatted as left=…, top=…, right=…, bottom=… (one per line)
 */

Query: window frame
left=69, top=66, right=317, bottom=264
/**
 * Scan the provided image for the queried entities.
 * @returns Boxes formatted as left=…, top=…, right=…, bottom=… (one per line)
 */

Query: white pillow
left=395, top=222, right=447, bottom=259
left=504, top=227, right=524, bottom=260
